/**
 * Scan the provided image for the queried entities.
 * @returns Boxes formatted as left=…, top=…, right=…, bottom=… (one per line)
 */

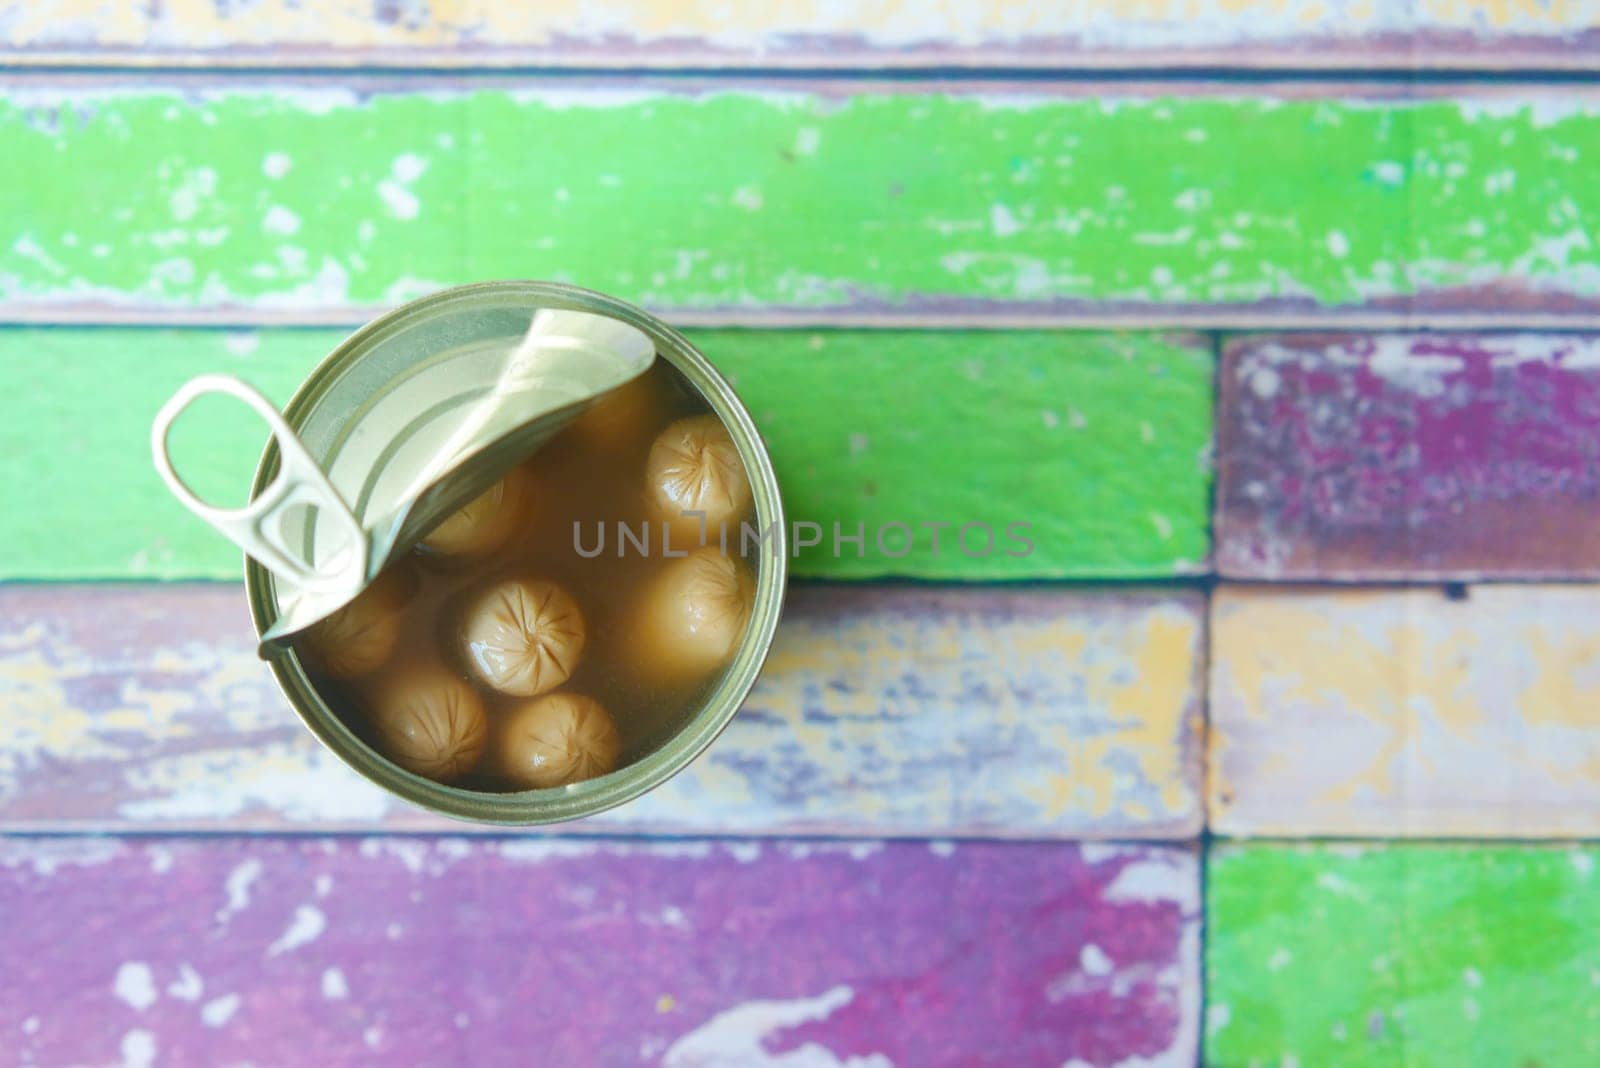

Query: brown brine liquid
left=293, top=358, right=759, bottom=792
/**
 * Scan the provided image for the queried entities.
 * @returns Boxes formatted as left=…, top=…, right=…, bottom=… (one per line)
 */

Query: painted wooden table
left=2, top=4, right=1598, bottom=1066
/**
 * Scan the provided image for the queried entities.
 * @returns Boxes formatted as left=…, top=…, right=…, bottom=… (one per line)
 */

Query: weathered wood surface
left=1210, top=585, right=1600, bottom=838
left=0, top=836, right=1201, bottom=1067
left=3, top=81, right=1599, bottom=326
left=0, top=327, right=1213, bottom=581
left=0, top=583, right=1205, bottom=837
left=2, top=0, right=1596, bottom=70
left=1207, top=842, right=1600, bottom=1067
left=1216, top=333, right=1600, bottom=580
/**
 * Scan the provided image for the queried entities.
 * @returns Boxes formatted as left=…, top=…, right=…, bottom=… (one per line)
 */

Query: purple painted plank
left=0, top=837, right=1199, bottom=1067
left=0, top=583, right=1203, bottom=837
left=1216, top=333, right=1600, bottom=579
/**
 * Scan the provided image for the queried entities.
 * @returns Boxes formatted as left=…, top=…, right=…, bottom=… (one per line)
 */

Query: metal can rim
left=245, top=280, right=789, bottom=825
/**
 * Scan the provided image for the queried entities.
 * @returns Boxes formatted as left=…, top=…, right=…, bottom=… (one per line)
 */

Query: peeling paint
left=0, top=585, right=1203, bottom=838
left=0, top=88, right=1595, bottom=317
left=1211, top=585, right=1600, bottom=837
left=0, top=838, right=1200, bottom=1066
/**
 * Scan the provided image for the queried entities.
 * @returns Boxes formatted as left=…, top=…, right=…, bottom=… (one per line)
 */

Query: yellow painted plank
left=1210, top=585, right=1600, bottom=838
left=0, top=584, right=1205, bottom=837
left=3, top=0, right=1597, bottom=69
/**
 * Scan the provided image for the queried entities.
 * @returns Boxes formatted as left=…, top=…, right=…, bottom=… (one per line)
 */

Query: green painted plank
left=1207, top=843, right=1600, bottom=1068
left=2, top=82, right=1597, bottom=323
left=709, top=330, right=1212, bottom=577
left=0, top=327, right=1212, bottom=579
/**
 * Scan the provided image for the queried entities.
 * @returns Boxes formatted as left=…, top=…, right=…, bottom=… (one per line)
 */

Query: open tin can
left=161, top=281, right=786, bottom=824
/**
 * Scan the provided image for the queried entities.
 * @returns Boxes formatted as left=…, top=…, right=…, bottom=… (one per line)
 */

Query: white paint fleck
left=659, top=906, right=689, bottom=929
left=1372, top=161, right=1405, bottom=185
left=1133, top=226, right=1194, bottom=246
left=263, top=206, right=301, bottom=236
left=1463, top=997, right=1480, bottom=1021
left=662, top=986, right=889, bottom=1068
left=848, top=433, right=870, bottom=456
left=1040, top=410, right=1060, bottom=429
left=990, top=204, right=1022, bottom=237
left=1250, top=367, right=1281, bottom=399
left=927, top=841, right=956, bottom=857
left=11, top=234, right=66, bottom=275
left=1326, top=230, right=1350, bottom=259
left=731, top=185, right=764, bottom=211
left=436, top=839, right=473, bottom=860
left=1268, top=947, right=1293, bottom=972
left=201, top=994, right=240, bottom=1028
left=1080, top=944, right=1114, bottom=977
left=222, top=332, right=259, bottom=357
left=1572, top=853, right=1595, bottom=876
left=321, top=968, right=349, bottom=1000
left=1313, top=872, right=1370, bottom=901
left=262, top=153, right=292, bottom=179
left=1067, top=408, right=1088, bottom=431
left=378, top=839, right=430, bottom=874
left=392, top=153, right=427, bottom=182
left=1103, top=858, right=1184, bottom=905
left=1366, top=338, right=1464, bottom=398
left=22, top=1017, right=39, bottom=1035
left=723, top=842, right=761, bottom=864
left=276, top=245, right=308, bottom=273
left=364, top=1026, right=383, bottom=1049
left=378, top=180, right=420, bottom=220
left=314, top=874, right=334, bottom=897
left=1151, top=513, right=1173, bottom=540
left=168, top=167, right=218, bottom=223
left=167, top=965, right=203, bottom=1002
left=113, top=963, right=158, bottom=1012
left=1207, top=1003, right=1232, bottom=1036
left=120, top=1029, right=156, bottom=1068
left=216, top=859, right=262, bottom=924
left=794, top=127, right=821, bottom=155
left=386, top=922, right=404, bottom=940
left=267, top=905, right=327, bottom=956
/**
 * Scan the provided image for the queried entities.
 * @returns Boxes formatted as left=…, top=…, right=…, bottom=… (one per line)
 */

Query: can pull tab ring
left=151, top=374, right=367, bottom=597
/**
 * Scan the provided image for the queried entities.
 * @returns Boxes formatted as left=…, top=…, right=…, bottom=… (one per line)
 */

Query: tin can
left=244, top=281, right=787, bottom=824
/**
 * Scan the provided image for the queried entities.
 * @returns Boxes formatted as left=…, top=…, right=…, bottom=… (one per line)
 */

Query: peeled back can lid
left=152, top=296, right=655, bottom=654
